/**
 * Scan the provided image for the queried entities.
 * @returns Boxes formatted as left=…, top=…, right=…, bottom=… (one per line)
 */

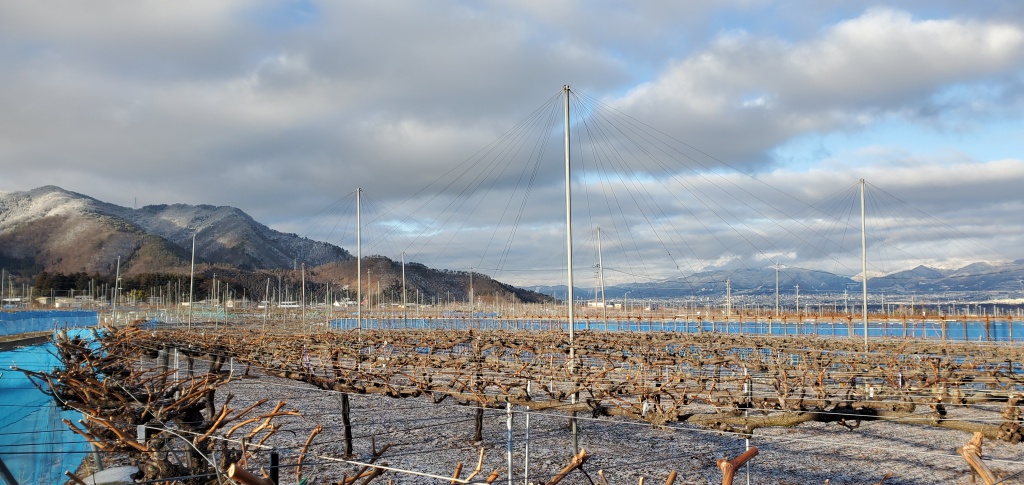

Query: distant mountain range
left=0, top=185, right=349, bottom=275
left=2, top=185, right=1022, bottom=301
left=536, top=262, right=1024, bottom=300
left=868, top=262, right=1024, bottom=294
left=0, top=186, right=552, bottom=304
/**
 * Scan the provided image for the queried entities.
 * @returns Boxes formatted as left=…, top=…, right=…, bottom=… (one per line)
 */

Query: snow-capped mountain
left=0, top=185, right=350, bottom=275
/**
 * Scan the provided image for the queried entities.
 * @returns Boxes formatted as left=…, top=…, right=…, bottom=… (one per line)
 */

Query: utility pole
left=301, top=262, right=306, bottom=330
left=113, top=256, right=121, bottom=326
left=726, top=278, right=732, bottom=319
left=263, top=277, right=270, bottom=331
left=795, top=285, right=800, bottom=317
left=188, top=234, right=195, bottom=330
left=774, top=261, right=780, bottom=317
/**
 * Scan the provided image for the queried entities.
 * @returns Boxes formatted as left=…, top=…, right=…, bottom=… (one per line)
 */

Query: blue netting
left=0, top=340, right=93, bottom=483
left=0, top=310, right=98, bottom=336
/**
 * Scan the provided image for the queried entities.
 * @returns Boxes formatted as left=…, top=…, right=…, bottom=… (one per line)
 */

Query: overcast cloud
left=1, top=1, right=1023, bottom=286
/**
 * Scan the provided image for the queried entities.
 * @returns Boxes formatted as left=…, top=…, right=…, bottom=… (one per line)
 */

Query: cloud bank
left=1, top=2, right=1022, bottom=285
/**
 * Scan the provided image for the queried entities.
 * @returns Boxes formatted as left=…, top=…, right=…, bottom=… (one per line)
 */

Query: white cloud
left=616, top=8, right=1024, bottom=165
left=0, top=2, right=1023, bottom=287
left=0, top=0, right=251, bottom=45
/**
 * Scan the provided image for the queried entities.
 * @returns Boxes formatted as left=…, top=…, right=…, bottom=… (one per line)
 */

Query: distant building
left=588, top=300, right=622, bottom=309
left=54, top=297, right=82, bottom=308
left=225, top=299, right=249, bottom=308
left=2, top=297, right=25, bottom=308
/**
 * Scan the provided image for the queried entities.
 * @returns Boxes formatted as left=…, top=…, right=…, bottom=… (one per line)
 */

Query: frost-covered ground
left=214, top=370, right=1024, bottom=485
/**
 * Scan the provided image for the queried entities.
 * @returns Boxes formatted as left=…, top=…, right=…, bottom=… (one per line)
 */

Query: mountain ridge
left=2, top=185, right=1021, bottom=300
left=0, top=185, right=349, bottom=275
left=537, top=262, right=1024, bottom=299
left=0, top=185, right=555, bottom=305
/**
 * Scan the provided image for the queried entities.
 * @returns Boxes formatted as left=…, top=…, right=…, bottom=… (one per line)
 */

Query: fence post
left=92, top=445, right=104, bottom=472
left=270, top=449, right=280, bottom=484
left=506, top=402, right=513, bottom=485
left=524, top=381, right=531, bottom=485
left=158, top=348, right=170, bottom=388
left=474, top=403, right=484, bottom=442
left=341, top=393, right=353, bottom=456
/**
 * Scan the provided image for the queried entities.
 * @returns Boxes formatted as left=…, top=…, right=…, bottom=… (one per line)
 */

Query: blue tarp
left=0, top=340, right=93, bottom=483
left=0, top=310, right=98, bottom=336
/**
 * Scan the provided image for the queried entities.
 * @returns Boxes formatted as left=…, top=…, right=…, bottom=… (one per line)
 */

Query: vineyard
left=18, top=320, right=1024, bottom=484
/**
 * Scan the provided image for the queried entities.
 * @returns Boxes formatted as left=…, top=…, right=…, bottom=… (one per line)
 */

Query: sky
left=1, top=1, right=1023, bottom=287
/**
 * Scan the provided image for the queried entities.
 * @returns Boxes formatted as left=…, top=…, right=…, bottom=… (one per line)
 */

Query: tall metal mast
left=860, top=178, right=868, bottom=349
left=357, top=187, right=362, bottom=330
left=597, top=226, right=606, bottom=325
left=402, top=251, right=407, bottom=326
left=564, top=84, right=575, bottom=355
left=564, top=84, right=579, bottom=455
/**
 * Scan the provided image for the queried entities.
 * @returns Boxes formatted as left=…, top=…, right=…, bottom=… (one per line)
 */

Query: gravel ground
left=211, top=367, right=1024, bottom=485
left=76, top=352, right=1024, bottom=485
